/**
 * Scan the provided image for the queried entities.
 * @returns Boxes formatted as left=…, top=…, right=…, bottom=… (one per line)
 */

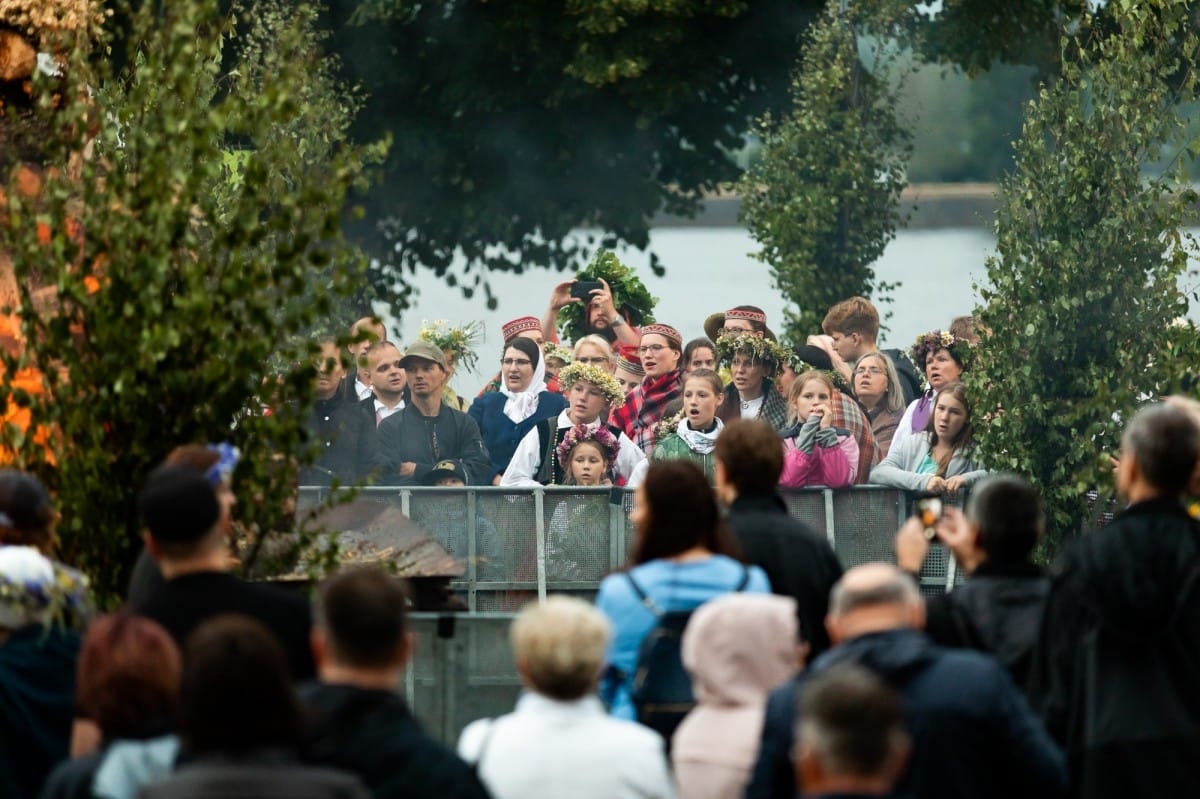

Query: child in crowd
left=638, top=369, right=724, bottom=483
left=780, top=371, right=857, bottom=489
left=546, top=426, right=620, bottom=580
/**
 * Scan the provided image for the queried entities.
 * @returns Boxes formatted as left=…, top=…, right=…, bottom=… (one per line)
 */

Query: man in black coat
left=714, top=419, right=843, bottom=658
left=377, top=342, right=491, bottom=486
left=1028, top=402, right=1200, bottom=799
left=131, top=466, right=316, bottom=680
left=301, top=567, right=490, bottom=799
left=304, top=339, right=380, bottom=486
left=894, top=474, right=1050, bottom=688
left=746, top=563, right=1066, bottom=799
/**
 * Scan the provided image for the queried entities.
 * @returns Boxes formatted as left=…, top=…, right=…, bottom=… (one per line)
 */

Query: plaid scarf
left=830, top=391, right=879, bottom=484
left=610, top=368, right=682, bottom=454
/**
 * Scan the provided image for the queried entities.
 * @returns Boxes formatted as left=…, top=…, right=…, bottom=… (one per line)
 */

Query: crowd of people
left=0, top=274, right=1197, bottom=799
left=302, top=278, right=990, bottom=501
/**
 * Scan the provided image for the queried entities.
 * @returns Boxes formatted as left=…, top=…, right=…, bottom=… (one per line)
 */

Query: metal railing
left=298, top=484, right=966, bottom=744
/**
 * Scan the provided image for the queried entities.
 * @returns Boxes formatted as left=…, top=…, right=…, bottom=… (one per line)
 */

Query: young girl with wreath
left=545, top=425, right=621, bottom=581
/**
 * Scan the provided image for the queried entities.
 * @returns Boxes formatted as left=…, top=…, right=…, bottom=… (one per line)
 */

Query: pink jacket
left=779, top=432, right=857, bottom=489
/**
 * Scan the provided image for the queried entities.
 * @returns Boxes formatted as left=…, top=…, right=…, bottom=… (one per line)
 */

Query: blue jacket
left=468, top=390, right=567, bottom=480
left=745, top=628, right=1066, bottom=799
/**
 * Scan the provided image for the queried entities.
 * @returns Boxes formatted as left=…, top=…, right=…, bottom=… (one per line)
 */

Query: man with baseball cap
left=377, top=342, right=491, bottom=486
left=131, top=465, right=315, bottom=679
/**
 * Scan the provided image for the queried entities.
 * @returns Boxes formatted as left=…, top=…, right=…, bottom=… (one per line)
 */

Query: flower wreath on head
left=557, top=250, right=658, bottom=343
left=556, top=424, right=620, bottom=470
left=557, top=362, right=626, bottom=408
left=715, top=333, right=794, bottom=376
left=910, top=330, right=971, bottom=381
left=0, top=547, right=90, bottom=631
left=543, top=342, right=575, bottom=366
left=418, top=320, right=484, bottom=373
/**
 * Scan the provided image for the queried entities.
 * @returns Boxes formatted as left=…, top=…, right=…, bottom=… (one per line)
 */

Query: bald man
left=746, top=564, right=1065, bottom=799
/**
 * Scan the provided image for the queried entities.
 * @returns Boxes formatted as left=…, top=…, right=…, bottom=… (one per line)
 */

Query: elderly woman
left=610, top=324, right=686, bottom=455
left=853, top=351, right=907, bottom=458
left=714, top=333, right=792, bottom=432
left=596, top=461, right=770, bottom=728
left=458, top=597, right=675, bottom=799
left=502, top=362, right=645, bottom=486
left=469, top=337, right=568, bottom=484
left=891, top=330, right=971, bottom=456
left=870, top=381, right=987, bottom=495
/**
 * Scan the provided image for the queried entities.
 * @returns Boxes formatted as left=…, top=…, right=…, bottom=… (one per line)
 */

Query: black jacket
left=303, top=393, right=380, bottom=486
left=746, top=629, right=1066, bottom=799
left=725, top=493, right=843, bottom=657
left=300, top=683, right=490, bottom=799
left=923, top=559, right=1050, bottom=690
left=132, top=571, right=316, bottom=681
left=1028, top=498, right=1200, bottom=799
left=880, top=347, right=922, bottom=405
left=377, top=404, right=491, bottom=486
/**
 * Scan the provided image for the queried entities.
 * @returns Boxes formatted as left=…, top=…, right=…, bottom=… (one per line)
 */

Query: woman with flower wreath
left=714, top=333, right=792, bottom=432
left=545, top=425, right=622, bottom=580
left=418, top=319, right=483, bottom=412
left=501, top=362, right=646, bottom=487
left=890, top=330, right=971, bottom=457
left=0, top=543, right=90, bottom=799
left=468, top=337, right=568, bottom=483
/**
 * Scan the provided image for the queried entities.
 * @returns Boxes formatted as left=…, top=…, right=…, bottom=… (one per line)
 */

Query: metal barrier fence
left=298, top=484, right=965, bottom=744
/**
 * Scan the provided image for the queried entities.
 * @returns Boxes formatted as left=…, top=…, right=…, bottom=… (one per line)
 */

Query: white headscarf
left=500, top=341, right=548, bottom=423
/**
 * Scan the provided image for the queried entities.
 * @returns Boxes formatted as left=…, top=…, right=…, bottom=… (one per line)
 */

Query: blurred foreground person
left=458, top=596, right=675, bottom=799
left=793, top=664, right=910, bottom=799
left=40, top=614, right=181, bottom=799
left=746, top=563, right=1065, bottom=799
left=0, top=545, right=88, bottom=799
left=140, top=615, right=367, bottom=799
left=302, top=568, right=489, bottom=799
left=131, top=465, right=315, bottom=680
left=1029, top=403, right=1200, bottom=799
left=895, top=474, right=1050, bottom=688
left=671, top=593, right=799, bottom=799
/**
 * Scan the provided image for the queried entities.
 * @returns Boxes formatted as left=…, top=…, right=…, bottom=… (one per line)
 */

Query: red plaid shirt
left=610, top=369, right=682, bottom=455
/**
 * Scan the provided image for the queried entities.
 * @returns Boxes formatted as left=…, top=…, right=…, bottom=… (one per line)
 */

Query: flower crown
left=556, top=424, right=620, bottom=468
left=557, top=362, right=626, bottom=408
left=715, top=333, right=793, bottom=373
left=910, top=330, right=971, bottom=376
left=0, top=547, right=90, bottom=630
left=543, top=342, right=575, bottom=366
left=557, top=250, right=658, bottom=343
left=418, top=320, right=484, bottom=373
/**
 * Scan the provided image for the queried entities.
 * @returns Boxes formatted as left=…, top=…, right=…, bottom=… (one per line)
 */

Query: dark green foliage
left=740, top=1, right=912, bottom=341
left=971, top=0, right=1200, bottom=546
left=0, top=0, right=377, bottom=603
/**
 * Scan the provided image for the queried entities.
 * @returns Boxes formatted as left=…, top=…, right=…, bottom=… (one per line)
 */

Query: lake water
left=386, top=226, right=1200, bottom=395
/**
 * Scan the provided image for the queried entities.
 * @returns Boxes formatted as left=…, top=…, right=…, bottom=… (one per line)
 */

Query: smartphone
left=570, top=280, right=603, bottom=301
left=914, top=497, right=942, bottom=541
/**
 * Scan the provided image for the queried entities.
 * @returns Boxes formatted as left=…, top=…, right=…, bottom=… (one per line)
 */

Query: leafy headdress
left=557, top=250, right=657, bottom=343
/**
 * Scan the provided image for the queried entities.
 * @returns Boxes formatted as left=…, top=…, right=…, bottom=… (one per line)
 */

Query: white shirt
left=458, top=693, right=676, bottom=799
left=739, top=395, right=765, bottom=419
left=373, top=397, right=405, bottom=425
left=354, top=378, right=373, bottom=401
left=500, top=410, right=646, bottom=487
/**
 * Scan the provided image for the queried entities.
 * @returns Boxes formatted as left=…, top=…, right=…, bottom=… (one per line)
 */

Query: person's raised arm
left=542, top=279, right=578, bottom=344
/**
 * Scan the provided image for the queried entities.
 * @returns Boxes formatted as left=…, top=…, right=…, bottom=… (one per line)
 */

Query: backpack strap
left=625, top=572, right=665, bottom=617
left=735, top=563, right=751, bottom=592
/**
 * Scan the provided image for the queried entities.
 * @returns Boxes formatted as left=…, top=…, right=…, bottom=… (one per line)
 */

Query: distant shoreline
left=652, top=182, right=999, bottom=229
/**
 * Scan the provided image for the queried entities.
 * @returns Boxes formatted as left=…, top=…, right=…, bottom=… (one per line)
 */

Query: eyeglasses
left=577, top=356, right=609, bottom=365
left=501, top=358, right=532, bottom=367
left=854, top=366, right=886, bottom=377
left=638, top=344, right=668, bottom=355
